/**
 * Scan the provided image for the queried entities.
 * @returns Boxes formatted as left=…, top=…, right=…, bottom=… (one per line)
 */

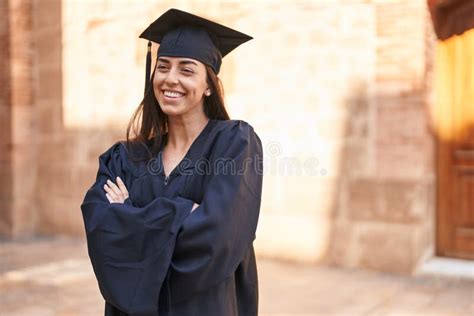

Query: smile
left=163, top=90, right=185, bottom=98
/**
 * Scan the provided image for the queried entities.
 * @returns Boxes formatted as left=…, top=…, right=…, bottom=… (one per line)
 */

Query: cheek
left=153, top=74, right=163, bottom=87
left=190, top=78, right=208, bottom=95
left=181, top=80, right=205, bottom=96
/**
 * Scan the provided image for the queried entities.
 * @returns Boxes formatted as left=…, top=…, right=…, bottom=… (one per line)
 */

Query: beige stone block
left=412, top=224, right=435, bottom=268
left=0, top=0, right=8, bottom=35
left=37, top=162, right=75, bottom=199
left=0, top=205, right=12, bottom=236
left=37, top=195, right=83, bottom=236
left=38, top=139, right=75, bottom=165
left=347, top=178, right=430, bottom=224
left=0, top=121, right=12, bottom=152
left=12, top=154, right=37, bottom=201
left=0, top=68, right=11, bottom=103
left=33, top=0, right=61, bottom=32
left=36, top=103, right=63, bottom=135
left=10, top=77, right=33, bottom=108
left=12, top=106, right=36, bottom=145
left=327, top=220, right=358, bottom=268
left=36, top=195, right=63, bottom=234
left=11, top=139, right=36, bottom=160
left=0, top=143, right=12, bottom=164
left=72, top=164, right=98, bottom=196
left=10, top=146, right=37, bottom=237
left=375, top=1, right=426, bottom=83
left=36, top=64, right=62, bottom=103
left=347, top=178, right=382, bottom=221
left=340, top=141, right=372, bottom=177
left=83, top=136, right=116, bottom=164
left=11, top=196, right=36, bottom=238
left=0, top=164, right=13, bottom=200
left=375, top=94, right=429, bottom=144
left=8, top=2, right=33, bottom=109
left=382, top=181, right=429, bottom=223
left=0, top=177, right=12, bottom=234
left=43, top=161, right=93, bottom=200
left=66, top=131, right=120, bottom=166
left=376, top=141, right=433, bottom=180
left=357, top=223, right=416, bottom=274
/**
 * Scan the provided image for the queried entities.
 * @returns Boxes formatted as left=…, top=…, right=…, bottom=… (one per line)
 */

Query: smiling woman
left=80, top=8, right=263, bottom=316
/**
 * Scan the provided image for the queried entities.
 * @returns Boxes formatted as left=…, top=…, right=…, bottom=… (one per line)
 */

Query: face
left=153, top=56, right=210, bottom=118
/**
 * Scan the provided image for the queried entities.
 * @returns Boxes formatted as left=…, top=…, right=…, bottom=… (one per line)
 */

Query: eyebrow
left=157, top=57, right=198, bottom=66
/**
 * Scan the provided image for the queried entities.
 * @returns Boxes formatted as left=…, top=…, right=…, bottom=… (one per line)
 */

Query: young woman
left=81, top=8, right=263, bottom=316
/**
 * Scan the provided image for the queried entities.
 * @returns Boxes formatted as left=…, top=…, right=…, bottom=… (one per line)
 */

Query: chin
left=159, top=104, right=187, bottom=117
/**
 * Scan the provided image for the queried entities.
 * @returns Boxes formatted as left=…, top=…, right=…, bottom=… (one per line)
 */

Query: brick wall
left=0, top=0, right=13, bottom=236
left=1, top=0, right=437, bottom=274
left=326, top=0, right=436, bottom=273
left=0, top=0, right=37, bottom=238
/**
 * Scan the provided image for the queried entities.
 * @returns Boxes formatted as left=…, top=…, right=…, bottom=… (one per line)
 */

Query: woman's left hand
left=104, top=177, right=129, bottom=204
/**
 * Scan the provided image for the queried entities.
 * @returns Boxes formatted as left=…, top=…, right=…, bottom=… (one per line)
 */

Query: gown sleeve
left=80, top=142, right=194, bottom=316
left=169, top=121, right=263, bottom=303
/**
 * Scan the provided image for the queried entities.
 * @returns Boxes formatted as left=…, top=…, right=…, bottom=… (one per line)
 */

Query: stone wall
left=325, top=1, right=437, bottom=273
left=0, top=0, right=437, bottom=274
left=0, top=0, right=12, bottom=236
left=0, top=0, right=37, bottom=238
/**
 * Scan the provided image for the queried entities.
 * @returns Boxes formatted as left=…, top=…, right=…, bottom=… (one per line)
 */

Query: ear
left=205, top=88, right=211, bottom=96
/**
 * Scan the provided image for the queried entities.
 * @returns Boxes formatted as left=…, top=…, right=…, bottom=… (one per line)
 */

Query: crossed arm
left=104, top=176, right=199, bottom=212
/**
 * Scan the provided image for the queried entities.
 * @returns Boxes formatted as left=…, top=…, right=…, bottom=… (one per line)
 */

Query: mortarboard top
left=139, top=8, right=253, bottom=93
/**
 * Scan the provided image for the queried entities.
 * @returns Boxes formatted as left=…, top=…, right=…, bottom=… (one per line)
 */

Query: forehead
left=157, top=56, right=205, bottom=67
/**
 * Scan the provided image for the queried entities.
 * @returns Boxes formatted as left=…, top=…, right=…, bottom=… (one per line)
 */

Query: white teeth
left=164, top=91, right=184, bottom=98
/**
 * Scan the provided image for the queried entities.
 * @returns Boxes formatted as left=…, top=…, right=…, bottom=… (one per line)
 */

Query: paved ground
left=0, top=237, right=473, bottom=316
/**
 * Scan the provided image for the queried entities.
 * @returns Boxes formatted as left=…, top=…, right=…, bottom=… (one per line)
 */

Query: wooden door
left=435, top=29, right=474, bottom=260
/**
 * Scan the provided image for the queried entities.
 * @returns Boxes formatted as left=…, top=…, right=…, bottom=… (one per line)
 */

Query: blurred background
left=0, top=0, right=473, bottom=315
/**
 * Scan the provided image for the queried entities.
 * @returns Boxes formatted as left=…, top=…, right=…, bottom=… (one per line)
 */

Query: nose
left=164, top=67, right=179, bottom=85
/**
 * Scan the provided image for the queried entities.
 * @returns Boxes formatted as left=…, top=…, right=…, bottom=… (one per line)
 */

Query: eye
left=181, top=67, right=194, bottom=74
left=157, top=64, right=168, bottom=71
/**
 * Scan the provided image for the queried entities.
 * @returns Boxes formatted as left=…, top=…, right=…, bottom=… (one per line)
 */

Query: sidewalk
left=1, top=237, right=472, bottom=316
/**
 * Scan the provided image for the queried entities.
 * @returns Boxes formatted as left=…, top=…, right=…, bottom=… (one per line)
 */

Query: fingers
left=116, top=177, right=129, bottom=196
left=104, top=183, right=119, bottom=202
left=106, top=179, right=122, bottom=197
left=103, top=177, right=129, bottom=203
left=191, top=203, right=199, bottom=213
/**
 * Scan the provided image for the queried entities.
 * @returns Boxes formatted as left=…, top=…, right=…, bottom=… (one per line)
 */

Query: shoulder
left=101, top=140, right=153, bottom=160
left=207, top=119, right=262, bottom=156
left=213, top=119, right=255, bottom=130
left=100, top=141, right=125, bottom=160
left=98, top=141, right=129, bottom=169
left=99, top=141, right=146, bottom=177
left=211, top=119, right=259, bottom=141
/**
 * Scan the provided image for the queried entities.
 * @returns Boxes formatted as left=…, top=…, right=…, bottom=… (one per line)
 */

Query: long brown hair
left=126, top=63, right=230, bottom=162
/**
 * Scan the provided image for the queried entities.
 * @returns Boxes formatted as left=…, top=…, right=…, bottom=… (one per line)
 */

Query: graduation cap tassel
left=144, top=41, right=152, bottom=95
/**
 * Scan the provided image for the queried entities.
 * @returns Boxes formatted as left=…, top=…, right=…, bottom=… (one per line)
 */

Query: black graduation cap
left=139, top=8, right=253, bottom=94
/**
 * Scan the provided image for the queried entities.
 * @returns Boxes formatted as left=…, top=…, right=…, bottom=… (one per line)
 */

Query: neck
left=166, top=112, right=209, bottom=151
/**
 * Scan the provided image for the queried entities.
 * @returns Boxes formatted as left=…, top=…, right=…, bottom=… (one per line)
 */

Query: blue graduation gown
left=81, top=119, right=263, bottom=316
